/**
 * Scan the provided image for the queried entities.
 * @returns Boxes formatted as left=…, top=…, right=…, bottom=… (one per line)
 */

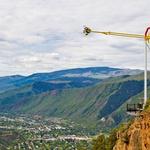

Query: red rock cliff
left=114, top=111, right=150, bottom=150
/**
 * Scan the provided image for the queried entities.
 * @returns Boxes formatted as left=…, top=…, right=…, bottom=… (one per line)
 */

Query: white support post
left=144, top=41, right=148, bottom=109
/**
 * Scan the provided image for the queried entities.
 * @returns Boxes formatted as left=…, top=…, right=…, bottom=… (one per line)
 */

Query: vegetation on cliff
left=92, top=129, right=117, bottom=150
left=93, top=100, right=150, bottom=150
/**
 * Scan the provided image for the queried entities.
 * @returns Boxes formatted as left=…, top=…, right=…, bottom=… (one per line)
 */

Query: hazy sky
left=0, top=0, right=150, bottom=76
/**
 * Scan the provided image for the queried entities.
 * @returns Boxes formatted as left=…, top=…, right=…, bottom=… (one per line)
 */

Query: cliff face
left=114, top=111, right=150, bottom=150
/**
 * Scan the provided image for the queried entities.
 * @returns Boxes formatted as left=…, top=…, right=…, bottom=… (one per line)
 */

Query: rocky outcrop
left=114, top=111, right=150, bottom=150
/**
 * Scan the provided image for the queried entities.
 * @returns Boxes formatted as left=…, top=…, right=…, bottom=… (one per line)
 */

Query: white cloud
left=0, top=0, right=150, bottom=76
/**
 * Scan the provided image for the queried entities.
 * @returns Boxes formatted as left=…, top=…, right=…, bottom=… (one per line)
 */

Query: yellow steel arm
left=83, top=27, right=150, bottom=40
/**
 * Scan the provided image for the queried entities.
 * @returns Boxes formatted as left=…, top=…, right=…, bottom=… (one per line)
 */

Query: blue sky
left=0, top=0, right=150, bottom=76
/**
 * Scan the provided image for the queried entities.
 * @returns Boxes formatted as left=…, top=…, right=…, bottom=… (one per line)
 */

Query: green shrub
left=92, top=134, right=106, bottom=150
left=92, top=129, right=117, bottom=150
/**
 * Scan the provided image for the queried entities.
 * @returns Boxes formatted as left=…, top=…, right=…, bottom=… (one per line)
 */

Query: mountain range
left=0, top=67, right=148, bottom=131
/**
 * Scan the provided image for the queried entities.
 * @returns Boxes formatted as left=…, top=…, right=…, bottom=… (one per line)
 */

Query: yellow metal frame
left=83, top=27, right=150, bottom=41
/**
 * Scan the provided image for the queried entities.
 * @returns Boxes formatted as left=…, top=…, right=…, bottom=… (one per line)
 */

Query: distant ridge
left=0, top=66, right=146, bottom=131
